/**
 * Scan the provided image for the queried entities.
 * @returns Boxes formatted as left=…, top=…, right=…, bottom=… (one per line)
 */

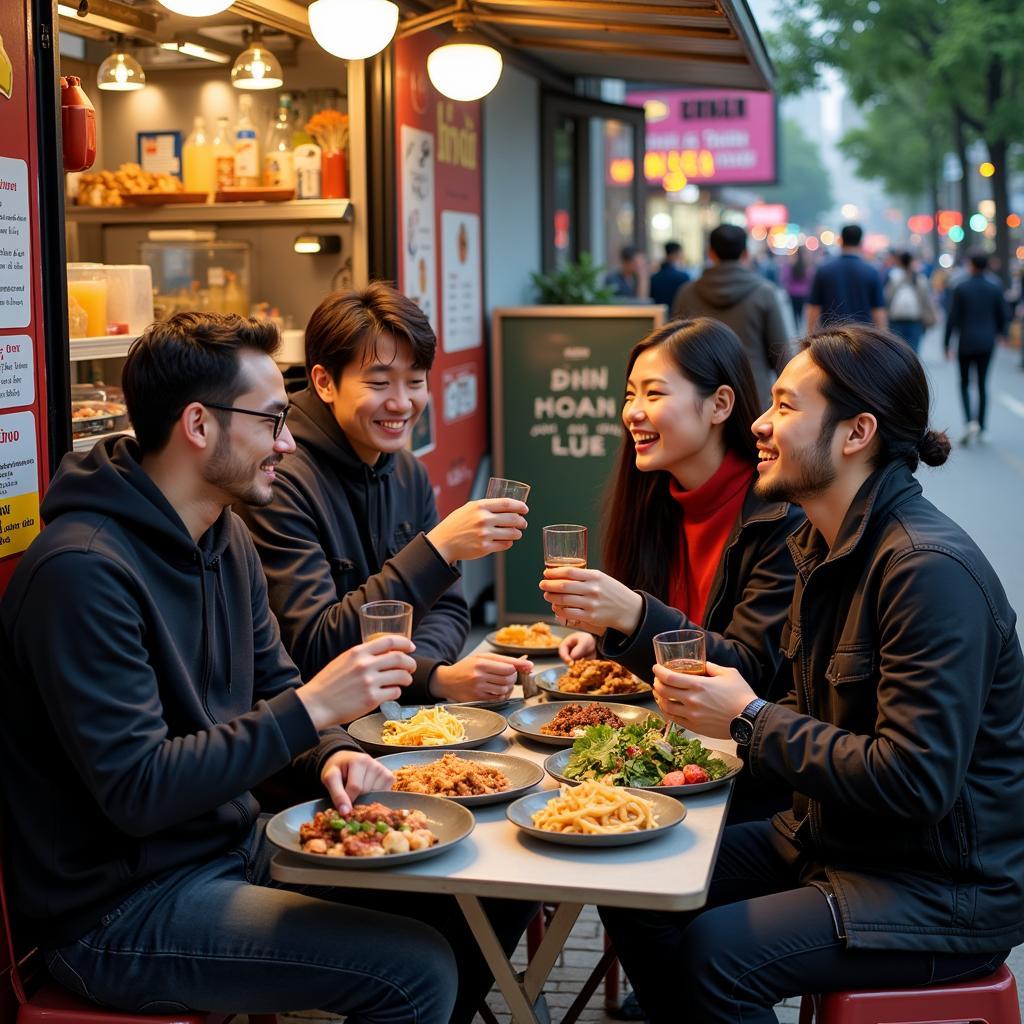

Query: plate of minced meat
left=376, top=750, right=545, bottom=806
left=266, top=792, right=474, bottom=867
left=533, top=660, right=653, bottom=702
left=507, top=701, right=662, bottom=747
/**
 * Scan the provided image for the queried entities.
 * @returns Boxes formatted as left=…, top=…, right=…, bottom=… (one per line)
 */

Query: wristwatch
left=730, top=698, right=769, bottom=746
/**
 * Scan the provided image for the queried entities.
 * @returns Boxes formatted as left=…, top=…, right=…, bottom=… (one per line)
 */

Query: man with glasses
left=0, top=312, right=470, bottom=1022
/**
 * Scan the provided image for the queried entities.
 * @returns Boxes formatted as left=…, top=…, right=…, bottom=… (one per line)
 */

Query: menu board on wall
left=0, top=5, right=50, bottom=591
left=395, top=32, right=486, bottom=517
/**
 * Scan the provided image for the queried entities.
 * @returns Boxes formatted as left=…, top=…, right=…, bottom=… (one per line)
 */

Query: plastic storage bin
left=140, top=241, right=251, bottom=321
left=104, top=265, right=155, bottom=336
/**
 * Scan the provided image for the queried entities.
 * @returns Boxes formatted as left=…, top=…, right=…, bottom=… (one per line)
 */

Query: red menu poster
left=394, top=31, right=487, bottom=517
left=0, top=1, right=49, bottom=593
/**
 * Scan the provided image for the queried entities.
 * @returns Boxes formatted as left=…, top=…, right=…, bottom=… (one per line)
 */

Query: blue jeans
left=889, top=319, right=924, bottom=353
left=46, top=817, right=535, bottom=1024
left=600, top=821, right=1007, bottom=1023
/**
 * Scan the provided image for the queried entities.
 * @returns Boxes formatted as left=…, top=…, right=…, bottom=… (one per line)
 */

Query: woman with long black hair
left=541, top=317, right=803, bottom=820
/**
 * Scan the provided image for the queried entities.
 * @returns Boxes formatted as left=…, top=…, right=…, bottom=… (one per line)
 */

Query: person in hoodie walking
left=0, top=312, right=498, bottom=1024
left=239, top=283, right=531, bottom=704
left=671, top=224, right=790, bottom=406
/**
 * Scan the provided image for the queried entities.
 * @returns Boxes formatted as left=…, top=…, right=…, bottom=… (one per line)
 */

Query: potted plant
left=530, top=252, right=616, bottom=304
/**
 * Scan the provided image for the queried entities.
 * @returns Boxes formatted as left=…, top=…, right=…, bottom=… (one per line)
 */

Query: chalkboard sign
left=492, top=306, right=666, bottom=621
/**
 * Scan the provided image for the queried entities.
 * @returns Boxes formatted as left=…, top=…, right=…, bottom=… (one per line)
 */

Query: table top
left=271, top=653, right=735, bottom=911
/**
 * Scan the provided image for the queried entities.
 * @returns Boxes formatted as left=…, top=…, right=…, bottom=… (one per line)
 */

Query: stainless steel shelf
left=66, top=199, right=352, bottom=225
left=70, top=335, right=137, bottom=362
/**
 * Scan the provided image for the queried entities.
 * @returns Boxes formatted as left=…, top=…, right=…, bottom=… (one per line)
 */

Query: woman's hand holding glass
left=539, top=566, right=643, bottom=637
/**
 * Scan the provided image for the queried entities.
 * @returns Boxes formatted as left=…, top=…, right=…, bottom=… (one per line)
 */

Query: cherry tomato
left=660, top=770, right=688, bottom=787
left=682, top=764, right=710, bottom=785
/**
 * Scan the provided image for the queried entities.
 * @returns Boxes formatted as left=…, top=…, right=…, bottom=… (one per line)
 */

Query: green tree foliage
left=759, top=118, right=834, bottom=227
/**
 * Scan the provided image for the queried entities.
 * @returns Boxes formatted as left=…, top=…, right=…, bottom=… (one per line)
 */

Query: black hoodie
left=0, top=437, right=354, bottom=947
left=237, top=388, right=468, bottom=701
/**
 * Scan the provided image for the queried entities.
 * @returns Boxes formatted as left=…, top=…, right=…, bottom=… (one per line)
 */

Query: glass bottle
left=211, top=116, right=235, bottom=192
left=182, top=115, right=214, bottom=199
left=233, top=95, right=260, bottom=188
left=263, top=94, right=296, bottom=189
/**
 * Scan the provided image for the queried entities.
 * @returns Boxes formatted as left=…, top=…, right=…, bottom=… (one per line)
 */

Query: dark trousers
left=600, top=820, right=1007, bottom=1024
left=46, top=816, right=536, bottom=1024
left=958, top=349, right=994, bottom=428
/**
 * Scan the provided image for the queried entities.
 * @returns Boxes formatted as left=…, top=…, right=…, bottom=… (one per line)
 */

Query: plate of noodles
left=376, top=750, right=545, bottom=806
left=266, top=793, right=474, bottom=867
left=486, top=622, right=572, bottom=655
left=347, top=705, right=507, bottom=756
left=507, top=701, right=661, bottom=748
left=533, top=661, right=652, bottom=702
left=506, top=779, right=686, bottom=847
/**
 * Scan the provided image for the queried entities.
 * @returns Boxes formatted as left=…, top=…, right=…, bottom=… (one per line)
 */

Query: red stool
left=798, top=963, right=1020, bottom=1024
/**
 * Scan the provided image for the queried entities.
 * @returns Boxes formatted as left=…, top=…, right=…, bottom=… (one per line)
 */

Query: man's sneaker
left=960, top=421, right=980, bottom=445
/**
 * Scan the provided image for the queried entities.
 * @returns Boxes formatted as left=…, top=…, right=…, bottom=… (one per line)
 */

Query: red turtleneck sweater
left=667, top=449, right=753, bottom=625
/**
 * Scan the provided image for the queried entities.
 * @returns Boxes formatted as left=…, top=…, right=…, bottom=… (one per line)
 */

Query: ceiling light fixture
left=97, top=42, right=146, bottom=90
left=426, top=25, right=502, bottom=101
left=159, top=40, right=231, bottom=64
left=231, top=26, right=283, bottom=90
left=308, top=0, right=399, bottom=60
left=154, top=0, right=233, bottom=16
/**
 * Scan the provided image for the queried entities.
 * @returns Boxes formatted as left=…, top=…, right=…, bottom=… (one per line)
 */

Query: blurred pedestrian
left=606, top=245, right=648, bottom=299
left=885, top=252, right=936, bottom=354
left=649, top=241, right=691, bottom=307
left=944, top=251, right=1007, bottom=444
left=805, top=224, right=887, bottom=331
left=781, top=246, right=813, bottom=327
left=671, top=225, right=789, bottom=407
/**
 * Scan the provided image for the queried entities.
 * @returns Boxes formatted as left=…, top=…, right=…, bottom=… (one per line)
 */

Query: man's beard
left=755, top=423, right=837, bottom=504
left=203, top=430, right=278, bottom=507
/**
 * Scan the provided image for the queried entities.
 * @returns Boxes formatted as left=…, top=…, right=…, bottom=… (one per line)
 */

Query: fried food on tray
left=299, top=803, right=438, bottom=857
left=540, top=702, right=627, bottom=737
left=392, top=752, right=510, bottom=797
left=558, top=659, right=643, bottom=695
left=75, top=162, right=184, bottom=206
left=494, top=622, right=561, bottom=648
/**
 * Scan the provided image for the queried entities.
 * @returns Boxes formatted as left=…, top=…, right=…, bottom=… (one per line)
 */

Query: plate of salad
left=543, top=719, right=742, bottom=796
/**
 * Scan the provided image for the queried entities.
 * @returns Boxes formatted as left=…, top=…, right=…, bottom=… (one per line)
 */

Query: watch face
left=730, top=718, right=754, bottom=745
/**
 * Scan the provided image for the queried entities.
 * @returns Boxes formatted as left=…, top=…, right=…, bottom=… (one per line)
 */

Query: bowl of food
left=377, top=749, right=544, bottom=806
left=533, top=660, right=652, bottom=702
left=266, top=793, right=474, bottom=867
left=347, top=704, right=507, bottom=756
left=71, top=384, right=129, bottom=438
left=506, top=701, right=660, bottom=747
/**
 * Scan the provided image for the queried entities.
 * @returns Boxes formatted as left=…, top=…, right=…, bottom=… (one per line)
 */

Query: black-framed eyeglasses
left=203, top=402, right=290, bottom=440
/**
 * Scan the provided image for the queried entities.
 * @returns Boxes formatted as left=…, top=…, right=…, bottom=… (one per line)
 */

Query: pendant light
left=155, top=0, right=233, bottom=15
left=427, top=26, right=502, bottom=102
left=308, top=0, right=399, bottom=61
left=97, top=42, right=146, bottom=91
left=231, top=26, right=283, bottom=90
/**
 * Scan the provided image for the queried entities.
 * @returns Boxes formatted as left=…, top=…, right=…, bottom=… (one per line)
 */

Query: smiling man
left=239, top=283, right=531, bottom=705
left=600, top=325, right=1024, bottom=1022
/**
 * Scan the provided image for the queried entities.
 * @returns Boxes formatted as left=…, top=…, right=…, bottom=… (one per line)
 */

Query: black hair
left=969, top=251, right=990, bottom=272
left=709, top=224, right=747, bottom=262
left=620, top=245, right=639, bottom=263
left=841, top=224, right=864, bottom=247
left=603, top=317, right=761, bottom=601
left=804, top=325, right=951, bottom=472
left=122, top=312, right=281, bottom=455
left=664, top=241, right=682, bottom=258
left=304, top=282, right=437, bottom=383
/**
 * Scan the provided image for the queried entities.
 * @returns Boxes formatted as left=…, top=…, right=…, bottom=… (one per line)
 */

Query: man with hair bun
left=601, top=324, right=1024, bottom=1022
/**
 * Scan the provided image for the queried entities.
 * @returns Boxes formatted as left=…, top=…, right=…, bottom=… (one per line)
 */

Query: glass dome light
left=231, top=32, right=283, bottom=90
left=97, top=50, right=146, bottom=91
left=308, top=0, right=399, bottom=60
left=427, top=30, right=502, bottom=102
left=155, top=0, right=234, bottom=15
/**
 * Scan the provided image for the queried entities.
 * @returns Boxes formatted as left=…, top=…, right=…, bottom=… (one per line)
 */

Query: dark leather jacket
left=600, top=481, right=804, bottom=820
left=748, top=462, right=1024, bottom=953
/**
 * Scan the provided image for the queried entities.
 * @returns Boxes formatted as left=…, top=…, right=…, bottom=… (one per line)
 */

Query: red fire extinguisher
left=61, top=75, right=96, bottom=172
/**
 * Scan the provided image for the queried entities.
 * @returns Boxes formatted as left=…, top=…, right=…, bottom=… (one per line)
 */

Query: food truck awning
left=405, top=0, right=775, bottom=91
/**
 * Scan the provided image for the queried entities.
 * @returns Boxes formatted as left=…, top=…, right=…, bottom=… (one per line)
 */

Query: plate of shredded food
left=266, top=793, right=474, bottom=867
left=507, top=701, right=660, bottom=747
left=506, top=779, right=686, bottom=847
left=347, top=705, right=507, bottom=756
left=486, top=622, right=572, bottom=655
left=543, top=720, right=742, bottom=795
left=534, top=661, right=652, bottom=702
left=376, top=750, right=545, bottom=806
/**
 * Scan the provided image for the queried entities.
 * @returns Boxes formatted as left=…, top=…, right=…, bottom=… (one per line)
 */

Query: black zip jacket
left=599, top=480, right=803, bottom=818
left=237, top=388, right=468, bottom=702
left=748, top=462, right=1024, bottom=953
left=0, top=438, right=356, bottom=948
left=943, top=273, right=1007, bottom=355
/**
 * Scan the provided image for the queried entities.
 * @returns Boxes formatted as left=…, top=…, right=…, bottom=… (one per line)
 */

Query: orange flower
left=305, top=109, right=349, bottom=153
